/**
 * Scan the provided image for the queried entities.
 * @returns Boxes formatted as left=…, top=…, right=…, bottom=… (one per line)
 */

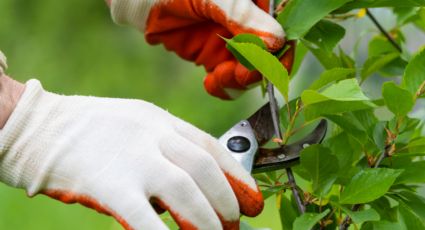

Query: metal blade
left=252, top=119, right=328, bottom=173
left=247, top=103, right=275, bottom=146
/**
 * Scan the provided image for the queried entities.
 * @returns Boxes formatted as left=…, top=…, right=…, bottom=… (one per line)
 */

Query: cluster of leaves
left=225, top=0, right=425, bottom=229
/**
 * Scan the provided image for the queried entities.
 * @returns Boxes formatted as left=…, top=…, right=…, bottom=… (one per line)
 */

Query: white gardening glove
left=106, top=0, right=286, bottom=100
left=0, top=80, right=264, bottom=230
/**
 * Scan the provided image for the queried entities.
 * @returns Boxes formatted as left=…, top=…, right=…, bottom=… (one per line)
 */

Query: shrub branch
left=266, top=0, right=306, bottom=214
left=340, top=126, right=398, bottom=229
left=366, top=9, right=402, bottom=53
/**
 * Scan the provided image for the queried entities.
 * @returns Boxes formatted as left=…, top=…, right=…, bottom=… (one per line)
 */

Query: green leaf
left=394, top=7, right=421, bottom=26
left=324, top=133, right=363, bottom=181
left=394, top=190, right=425, bottom=228
left=225, top=35, right=266, bottom=71
left=380, top=58, right=408, bottom=77
left=332, top=198, right=380, bottom=224
left=293, top=209, right=330, bottom=230
left=405, top=137, right=425, bottom=153
left=277, top=0, right=352, bottom=39
left=340, top=168, right=403, bottom=204
left=302, top=39, right=342, bottom=69
left=314, top=79, right=370, bottom=102
left=373, top=122, right=387, bottom=151
left=361, top=221, right=406, bottom=230
left=304, top=20, right=346, bottom=53
left=339, top=47, right=356, bottom=69
left=370, top=197, right=399, bottom=222
left=308, top=68, right=356, bottom=90
left=402, top=49, right=425, bottom=95
left=339, top=0, right=425, bottom=12
left=231, top=34, right=267, bottom=49
left=367, top=35, right=407, bottom=77
left=354, top=109, right=379, bottom=130
left=300, top=145, right=339, bottom=196
left=382, top=81, right=414, bottom=117
left=225, top=39, right=289, bottom=100
left=340, top=207, right=380, bottom=224
left=325, top=111, right=381, bottom=157
left=302, top=79, right=375, bottom=120
left=225, top=44, right=255, bottom=71
left=329, top=110, right=381, bottom=153
left=395, top=161, right=425, bottom=184
left=290, top=41, right=309, bottom=77
left=361, top=53, right=400, bottom=81
left=368, top=36, right=401, bottom=56
left=253, top=173, right=273, bottom=185
left=303, top=99, right=375, bottom=121
left=280, top=195, right=299, bottom=230
left=413, top=8, right=425, bottom=31
left=325, top=114, right=369, bottom=144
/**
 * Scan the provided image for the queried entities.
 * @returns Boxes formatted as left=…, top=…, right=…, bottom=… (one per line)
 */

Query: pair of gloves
left=0, top=0, right=287, bottom=229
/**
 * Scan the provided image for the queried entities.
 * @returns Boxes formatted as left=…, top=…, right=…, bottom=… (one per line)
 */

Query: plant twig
left=266, top=72, right=306, bottom=214
left=323, top=208, right=338, bottom=227
left=266, top=0, right=306, bottom=214
left=286, top=167, right=306, bottom=213
left=267, top=83, right=282, bottom=139
left=282, top=100, right=302, bottom=144
left=414, top=81, right=425, bottom=100
left=366, top=9, right=402, bottom=53
left=374, top=151, right=388, bottom=168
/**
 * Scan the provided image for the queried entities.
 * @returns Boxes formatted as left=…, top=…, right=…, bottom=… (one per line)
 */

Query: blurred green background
left=0, top=0, right=281, bottom=229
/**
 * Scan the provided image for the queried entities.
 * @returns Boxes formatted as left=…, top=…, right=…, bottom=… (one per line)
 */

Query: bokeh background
left=1, top=0, right=424, bottom=229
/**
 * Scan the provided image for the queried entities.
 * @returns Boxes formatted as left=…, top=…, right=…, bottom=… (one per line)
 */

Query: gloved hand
left=0, top=79, right=263, bottom=230
left=107, top=0, right=288, bottom=99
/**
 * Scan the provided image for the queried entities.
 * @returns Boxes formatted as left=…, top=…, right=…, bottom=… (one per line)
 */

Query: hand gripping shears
left=219, top=103, right=327, bottom=174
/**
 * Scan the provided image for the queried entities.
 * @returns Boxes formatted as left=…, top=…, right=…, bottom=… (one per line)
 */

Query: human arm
left=0, top=54, right=25, bottom=129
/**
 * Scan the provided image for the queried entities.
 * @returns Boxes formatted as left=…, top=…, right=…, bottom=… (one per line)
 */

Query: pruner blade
left=219, top=103, right=327, bottom=174
left=246, top=103, right=275, bottom=146
left=252, top=119, right=328, bottom=173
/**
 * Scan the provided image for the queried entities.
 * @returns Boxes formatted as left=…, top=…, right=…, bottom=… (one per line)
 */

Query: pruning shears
left=219, top=103, right=328, bottom=174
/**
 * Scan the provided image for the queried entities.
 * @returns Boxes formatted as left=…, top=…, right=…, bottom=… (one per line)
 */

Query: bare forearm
left=0, top=75, right=25, bottom=129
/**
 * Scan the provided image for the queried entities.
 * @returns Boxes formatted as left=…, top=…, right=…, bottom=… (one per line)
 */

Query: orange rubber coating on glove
left=153, top=199, right=199, bottom=230
left=42, top=190, right=134, bottom=230
left=154, top=198, right=240, bottom=230
left=218, top=213, right=240, bottom=230
left=41, top=173, right=264, bottom=230
left=43, top=190, right=199, bottom=230
left=281, top=40, right=296, bottom=75
left=225, top=172, right=264, bottom=217
left=144, top=0, right=285, bottom=99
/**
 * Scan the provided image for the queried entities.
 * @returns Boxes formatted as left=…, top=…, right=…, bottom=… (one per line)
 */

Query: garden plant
left=226, top=0, right=425, bottom=229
